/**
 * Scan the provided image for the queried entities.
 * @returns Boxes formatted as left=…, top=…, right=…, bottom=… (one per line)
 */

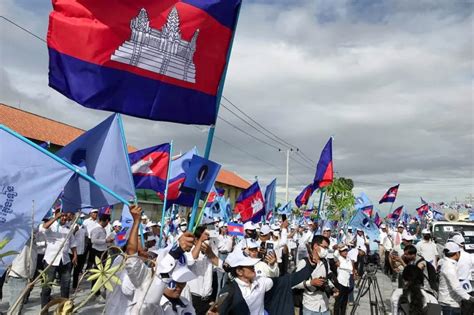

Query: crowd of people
left=1, top=206, right=474, bottom=315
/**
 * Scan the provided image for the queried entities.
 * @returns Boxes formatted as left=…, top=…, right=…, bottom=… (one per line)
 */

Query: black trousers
left=334, top=283, right=352, bottom=315
left=191, top=294, right=213, bottom=315
left=71, top=254, right=86, bottom=290
left=384, top=250, right=392, bottom=275
left=0, top=270, right=6, bottom=300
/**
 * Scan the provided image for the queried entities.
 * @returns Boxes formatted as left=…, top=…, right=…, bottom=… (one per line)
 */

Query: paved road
left=1, top=271, right=397, bottom=314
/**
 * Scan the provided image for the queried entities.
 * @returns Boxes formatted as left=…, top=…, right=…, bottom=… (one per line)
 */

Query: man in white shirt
left=323, top=227, right=338, bottom=274
left=334, top=245, right=354, bottom=315
left=186, top=226, right=222, bottom=315
left=416, top=229, right=439, bottom=268
left=90, top=214, right=112, bottom=299
left=6, top=239, right=37, bottom=314
left=40, top=210, right=77, bottom=308
left=294, top=234, right=338, bottom=315
left=83, top=209, right=99, bottom=269
left=438, top=242, right=473, bottom=314
left=216, top=222, right=233, bottom=296
left=71, top=214, right=87, bottom=291
left=448, top=234, right=474, bottom=294
left=345, top=227, right=354, bottom=247
left=380, top=225, right=393, bottom=275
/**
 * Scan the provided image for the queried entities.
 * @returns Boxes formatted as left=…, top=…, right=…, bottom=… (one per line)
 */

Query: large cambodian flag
left=47, top=0, right=241, bottom=125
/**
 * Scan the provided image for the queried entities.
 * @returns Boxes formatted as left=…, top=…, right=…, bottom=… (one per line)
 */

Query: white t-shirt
left=337, top=255, right=353, bottom=287
left=416, top=240, right=438, bottom=267
left=235, top=277, right=273, bottom=315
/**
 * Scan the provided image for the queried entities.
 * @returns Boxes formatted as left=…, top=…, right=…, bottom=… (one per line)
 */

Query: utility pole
left=279, top=148, right=298, bottom=203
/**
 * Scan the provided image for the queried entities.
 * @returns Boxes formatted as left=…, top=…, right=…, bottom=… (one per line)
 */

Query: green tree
left=324, top=177, right=356, bottom=221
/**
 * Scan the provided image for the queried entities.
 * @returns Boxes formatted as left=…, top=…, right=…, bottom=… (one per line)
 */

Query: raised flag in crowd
left=313, top=137, right=333, bottom=188
left=416, top=203, right=430, bottom=217
left=355, top=192, right=372, bottom=210
left=277, top=201, right=293, bottom=215
left=390, top=205, right=404, bottom=220
left=374, top=212, right=382, bottom=227
left=379, top=184, right=399, bottom=204
left=157, top=148, right=197, bottom=208
left=234, top=181, right=265, bottom=223
left=56, top=114, right=136, bottom=211
left=47, top=0, right=242, bottom=125
left=295, top=184, right=314, bottom=208
left=0, top=126, right=75, bottom=274
left=264, top=178, right=276, bottom=215
left=361, top=205, right=374, bottom=217
left=129, top=143, right=171, bottom=193
left=227, top=222, right=244, bottom=237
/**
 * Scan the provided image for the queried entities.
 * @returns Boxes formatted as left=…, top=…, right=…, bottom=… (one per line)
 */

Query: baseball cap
left=260, top=225, right=271, bottom=235
left=397, top=224, right=404, bottom=228
left=270, top=223, right=280, bottom=231
left=380, top=224, right=386, bottom=229
left=245, top=239, right=259, bottom=249
left=402, top=234, right=414, bottom=241
left=323, top=226, right=331, bottom=231
left=226, top=250, right=261, bottom=268
left=112, top=220, right=122, bottom=227
left=146, top=221, right=161, bottom=228
left=421, top=228, right=431, bottom=234
left=339, top=245, right=348, bottom=252
left=90, top=209, right=99, bottom=213
left=445, top=241, right=461, bottom=254
left=171, top=263, right=197, bottom=283
left=80, top=213, right=86, bottom=218
left=244, top=222, right=256, bottom=230
left=449, top=234, right=465, bottom=245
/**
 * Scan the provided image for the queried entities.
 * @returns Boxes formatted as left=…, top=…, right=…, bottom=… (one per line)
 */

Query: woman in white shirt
left=391, top=265, right=438, bottom=315
left=334, top=245, right=354, bottom=315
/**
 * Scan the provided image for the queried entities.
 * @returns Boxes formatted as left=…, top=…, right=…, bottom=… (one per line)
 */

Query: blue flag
left=277, top=201, right=292, bottom=215
left=355, top=192, right=373, bottom=210
left=57, top=114, right=135, bottom=211
left=0, top=127, right=75, bottom=275
left=348, top=209, right=380, bottom=251
left=264, top=179, right=276, bottom=215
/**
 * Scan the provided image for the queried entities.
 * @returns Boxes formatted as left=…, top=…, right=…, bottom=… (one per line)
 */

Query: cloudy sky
left=1, top=0, right=472, bottom=215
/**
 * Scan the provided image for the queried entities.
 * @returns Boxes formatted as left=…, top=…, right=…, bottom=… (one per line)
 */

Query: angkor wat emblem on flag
left=111, top=7, right=199, bottom=83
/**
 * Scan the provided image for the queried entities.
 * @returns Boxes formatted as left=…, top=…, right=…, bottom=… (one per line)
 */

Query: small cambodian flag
left=379, top=184, right=399, bottom=204
left=227, top=223, right=244, bottom=237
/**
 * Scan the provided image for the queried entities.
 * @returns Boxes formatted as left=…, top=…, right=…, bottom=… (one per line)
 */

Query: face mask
left=423, top=235, right=430, bottom=241
left=179, top=225, right=187, bottom=232
left=318, top=247, right=328, bottom=259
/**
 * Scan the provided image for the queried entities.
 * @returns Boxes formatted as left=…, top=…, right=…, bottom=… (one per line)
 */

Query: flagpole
left=159, top=140, right=173, bottom=247
left=188, top=5, right=242, bottom=232
left=193, top=188, right=214, bottom=233
left=316, top=189, right=324, bottom=220
left=0, top=125, right=131, bottom=206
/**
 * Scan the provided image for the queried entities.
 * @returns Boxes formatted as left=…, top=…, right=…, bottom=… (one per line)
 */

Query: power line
left=219, top=103, right=291, bottom=150
left=222, top=96, right=296, bottom=149
left=217, top=116, right=281, bottom=150
left=0, top=16, right=46, bottom=43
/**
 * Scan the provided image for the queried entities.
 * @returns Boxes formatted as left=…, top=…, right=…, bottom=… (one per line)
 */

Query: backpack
left=415, top=258, right=439, bottom=293
left=398, top=290, right=441, bottom=315
left=293, top=258, right=330, bottom=307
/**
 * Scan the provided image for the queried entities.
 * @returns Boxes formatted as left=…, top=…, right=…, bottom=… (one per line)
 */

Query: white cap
left=90, top=209, right=99, bottom=213
left=356, top=228, right=363, bottom=232
left=218, top=222, right=224, bottom=228
left=445, top=241, right=461, bottom=254
left=449, top=234, right=465, bottom=245
left=80, top=213, right=86, bottom=218
left=146, top=221, right=160, bottom=228
left=260, top=225, right=271, bottom=235
left=421, top=228, right=431, bottom=234
left=323, top=226, right=331, bottom=231
left=112, top=220, right=122, bottom=227
left=171, top=263, right=197, bottom=283
left=402, top=234, right=414, bottom=241
left=380, top=224, right=386, bottom=229
left=347, top=226, right=353, bottom=230
left=339, top=245, right=348, bottom=252
left=245, top=239, right=259, bottom=249
left=270, top=223, right=280, bottom=231
left=397, top=224, right=404, bottom=228
left=244, top=222, right=256, bottom=230
left=357, top=245, right=366, bottom=253
left=141, top=214, right=148, bottom=220
left=226, top=250, right=261, bottom=268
